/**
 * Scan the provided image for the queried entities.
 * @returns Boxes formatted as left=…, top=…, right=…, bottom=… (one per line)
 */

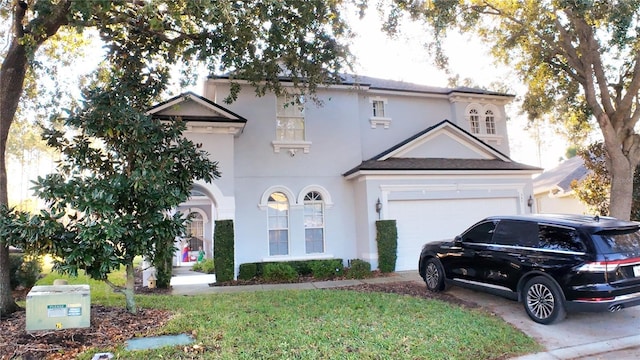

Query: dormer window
left=369, top=96, right=391, bottom=129
left=465, top=103, right=503, bottom=146
left=485, top=110, right=496, bottom=135
left=469, top=108, right=480, bottom=134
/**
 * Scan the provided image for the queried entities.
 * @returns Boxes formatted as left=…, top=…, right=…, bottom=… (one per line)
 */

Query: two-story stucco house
left=147, top=75, right=541, bottom=275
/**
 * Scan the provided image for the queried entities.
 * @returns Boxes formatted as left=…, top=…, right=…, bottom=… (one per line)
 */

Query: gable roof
left=147, top=91, right=248, bottom=124
left=344, top=120, right=541, bottom=178
left=533, top=156, right=589, bottom=196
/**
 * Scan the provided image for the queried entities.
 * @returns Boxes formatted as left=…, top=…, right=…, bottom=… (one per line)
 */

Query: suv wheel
left=523, top=276, right=566, bottom=324
left=424, top=258, right=446, bottom=292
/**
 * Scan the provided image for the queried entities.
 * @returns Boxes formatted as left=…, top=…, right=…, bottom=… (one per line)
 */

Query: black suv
left=418, top=214, right=640, bottom=324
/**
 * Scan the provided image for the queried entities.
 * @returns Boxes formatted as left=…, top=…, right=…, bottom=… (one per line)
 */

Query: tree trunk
left=608, top=149, right=634, bottom=220
left=0, top=0, right=70, bottom=316
left=0, top=38, right=29, bottom=317
left=123, top=261, right=137, bottom=314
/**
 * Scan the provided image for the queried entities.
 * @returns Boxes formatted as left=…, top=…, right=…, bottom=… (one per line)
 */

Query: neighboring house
left=147, top=75, right=541, bottom=275
left=532, top=156, right=590, bottom=215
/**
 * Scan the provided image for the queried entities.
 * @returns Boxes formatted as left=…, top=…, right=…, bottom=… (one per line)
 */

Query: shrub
left=376, top=220, right=398, bottom=273
left=193, top=259, right=215, bottom=274
left=309, top=259, right=344, bottom=280
left=153, top=236, right=176, bottom=288
left=214, top=220, right=234, bottom=282
left=9, top=254, right=23, bottom=290
left=238, top=263, right=258, bottom=280
left=346, top=259, right=372, bottom=279
left=263, top=263, right=298, bottom=282
left=288, top=261, right=313, bottom=276
left=9, top=253, right=42, bottom=290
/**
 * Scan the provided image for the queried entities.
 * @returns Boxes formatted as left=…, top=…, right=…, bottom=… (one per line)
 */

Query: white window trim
left=274, top=93, right=310, bottom=154
left=262, top=254, right=335, bottom=262
left=369, top=96, right=391, bottom=129
left=259, top=186, right=297, bottom=210
left=266, top=191, right=291, bottom=256
left=297, top=185, right=334, bottom=208
left=303, top=191, right=326, bottom=254
left=464, top=103, right=503, bottom=144
left=271, top=140, right=312, bottom=155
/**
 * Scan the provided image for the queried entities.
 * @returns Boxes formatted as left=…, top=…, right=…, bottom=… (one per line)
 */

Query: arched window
left=304, top=191, right=325, bottom=254
left=485, top=109, right=496, bottom=135
left=268, top=192, right=289, bottom=255
left=469, top=108, right=480, bottom=134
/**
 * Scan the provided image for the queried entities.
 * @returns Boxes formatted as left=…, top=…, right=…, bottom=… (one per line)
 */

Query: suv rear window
left=592, top=228, right=640, bottom=254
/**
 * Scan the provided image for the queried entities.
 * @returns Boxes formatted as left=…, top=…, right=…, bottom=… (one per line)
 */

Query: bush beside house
left=234, top=258, right=372, bottom=283
left=376, top=220, right=398, bottom=273
left=213, top=219, right=234, bottom=282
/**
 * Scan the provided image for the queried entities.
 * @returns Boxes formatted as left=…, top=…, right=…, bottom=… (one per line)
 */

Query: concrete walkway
left=170, top=268, right=422, bottom=296
left=169, top=268, right=640, bottom=359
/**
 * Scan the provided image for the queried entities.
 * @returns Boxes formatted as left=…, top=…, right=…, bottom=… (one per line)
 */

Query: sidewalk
left=170, top=269, right=422, bottom=296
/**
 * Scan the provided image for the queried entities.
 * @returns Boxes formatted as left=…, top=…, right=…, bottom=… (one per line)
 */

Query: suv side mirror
left=454, top=235, right=463, bottom=245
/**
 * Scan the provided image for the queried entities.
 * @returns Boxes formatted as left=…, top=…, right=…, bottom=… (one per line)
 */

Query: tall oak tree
left=386, top=0, right=640, bottom=220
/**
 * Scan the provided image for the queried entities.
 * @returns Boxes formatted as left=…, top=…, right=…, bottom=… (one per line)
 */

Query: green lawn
left=36, top=269, right=541, bottom=359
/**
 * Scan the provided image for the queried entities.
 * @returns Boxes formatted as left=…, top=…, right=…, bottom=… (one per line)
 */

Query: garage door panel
left=388, top=198, right=518, bottom=271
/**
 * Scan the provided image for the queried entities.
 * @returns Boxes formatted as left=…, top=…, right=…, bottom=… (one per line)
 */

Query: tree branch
left=103, top=278, right=124, bottom=294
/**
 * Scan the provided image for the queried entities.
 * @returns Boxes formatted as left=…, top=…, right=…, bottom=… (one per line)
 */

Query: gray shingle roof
left=344, top=158, right=539, bottom=176
left=533, top=156, right=589, bottom=194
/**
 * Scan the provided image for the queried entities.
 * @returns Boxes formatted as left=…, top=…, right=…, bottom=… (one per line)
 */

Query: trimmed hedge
left=263, top=262, right=298, bottom=282
left=213, top=219, right=234, bottom=282
left=238, top=263, right=258, bottom=280
left=237, top=259, right=345, bottom=281
left=376, top=220, right=398, bottom=273
left=346, top=259, right=371, bottom=279
left=309, top=259, right=344, bottom=280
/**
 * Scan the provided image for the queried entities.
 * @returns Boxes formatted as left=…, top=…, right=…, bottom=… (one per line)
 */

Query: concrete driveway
left=446, top=286, right=640, bottom=359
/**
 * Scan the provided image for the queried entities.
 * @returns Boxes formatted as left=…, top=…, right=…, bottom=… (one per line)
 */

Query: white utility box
left=26, top=284, right=91, bottom=331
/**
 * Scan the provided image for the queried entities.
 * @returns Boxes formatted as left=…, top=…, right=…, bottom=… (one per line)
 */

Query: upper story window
left=485, top=110, right=496, bottom=135
left=465, top=103, right=503, bottom=146
left=369, top=96, right=391, bottom=129
left=372, top=100, right=385, bottom=117
left=304, top=191, right=325, bottom=254
left=469, top=108, right=480, bottom=134
left=268, top=192, right=290, bottom=256
left=276, top=93, right=305, bottom=141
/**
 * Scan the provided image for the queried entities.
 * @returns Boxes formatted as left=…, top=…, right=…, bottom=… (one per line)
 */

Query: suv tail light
left=577, top=258, right=640, bottom=273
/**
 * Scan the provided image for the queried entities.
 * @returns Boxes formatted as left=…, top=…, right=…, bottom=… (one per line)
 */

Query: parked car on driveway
left=418, top=214, right=640, bottom=324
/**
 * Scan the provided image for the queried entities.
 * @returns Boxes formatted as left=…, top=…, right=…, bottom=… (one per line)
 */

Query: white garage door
left=388, top=197, right=519, bottom=271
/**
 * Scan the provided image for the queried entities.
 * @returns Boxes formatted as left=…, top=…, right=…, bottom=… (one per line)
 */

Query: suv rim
left=425, top=262, right=439, bottom=289
left=527, top=283, right=555, bottom=320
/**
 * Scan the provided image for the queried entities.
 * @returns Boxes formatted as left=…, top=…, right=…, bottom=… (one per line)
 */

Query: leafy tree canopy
left=10, top=71, right=220, bottom=313
left=382, top=0, right=640, bottom=219
left=0, top=0, right=355, bottom=316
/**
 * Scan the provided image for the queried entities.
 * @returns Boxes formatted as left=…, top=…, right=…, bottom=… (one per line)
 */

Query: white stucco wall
left=198, top=78, right=525, bottom=273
